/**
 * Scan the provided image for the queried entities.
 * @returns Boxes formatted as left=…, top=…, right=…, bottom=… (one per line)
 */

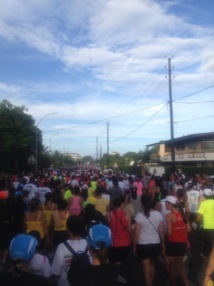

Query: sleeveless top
left=26, top=211, right=45, bottom=239
left=95, top=198, right=109, bottom=216
left=109, top=209, right=131, bottom=247
left=54, top=211, right=69, bottom=231
left=168, top=210, right=187, bottom=243
left=68, top=196, right=81, bottom=216
left=42, top=204, right=55, bottom=227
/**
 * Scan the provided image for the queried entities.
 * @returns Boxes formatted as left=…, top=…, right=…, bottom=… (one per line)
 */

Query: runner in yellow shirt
left=196, top=188, right=214, bottom=258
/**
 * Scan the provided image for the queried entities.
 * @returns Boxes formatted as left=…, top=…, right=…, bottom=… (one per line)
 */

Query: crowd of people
left=0, top=168, right=214, bottom=285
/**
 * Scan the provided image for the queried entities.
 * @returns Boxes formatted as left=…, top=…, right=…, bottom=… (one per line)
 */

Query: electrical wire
left=175, top=100, right=214, bottom=104
left=110, top=103, right=168, bottom=142
left=43, top=82, right=214, bottom=141
left=176, top=114, right=214, bottom=123
left=173, top=84, right=214, bottom=101
left=43, top=101, right=168, bottom=133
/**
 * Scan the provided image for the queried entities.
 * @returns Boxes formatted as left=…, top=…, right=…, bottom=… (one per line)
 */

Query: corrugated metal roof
left=146, top=132, right=214, bottom=147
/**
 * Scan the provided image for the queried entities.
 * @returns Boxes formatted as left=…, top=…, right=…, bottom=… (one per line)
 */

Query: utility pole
left=35, top=112, right=57, bottom=173
left=100, top=144, right=102, bottom=159
left=168, top=58, right=175, bottom=171
left=107, top=121, right=109, bottom=168
left=96, top=136, right=98, bottom=164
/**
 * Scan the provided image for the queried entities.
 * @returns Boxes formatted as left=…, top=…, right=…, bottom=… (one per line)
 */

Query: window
left=203, top=141, right=214, bottom=149
left=175, top=144, right=185, bottom=151
left=186, top=142, right=197, bottom=149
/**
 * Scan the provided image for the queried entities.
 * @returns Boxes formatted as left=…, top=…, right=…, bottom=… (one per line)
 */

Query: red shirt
left=148, top=180, right=155, bottom=193
left=168, top=210, right=187, bottom=243
left=109, top=209, right=131, bottom=247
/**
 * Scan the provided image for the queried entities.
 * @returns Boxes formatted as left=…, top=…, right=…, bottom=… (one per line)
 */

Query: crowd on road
left=0, top=167, right=214, bottom=286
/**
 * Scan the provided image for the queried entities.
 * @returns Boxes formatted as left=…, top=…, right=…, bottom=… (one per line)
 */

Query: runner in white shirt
left=187, top=185, right=200, bottom=223
left=51, top=216, right=90, bottom=286
left=23, top=179, right=38, bottom=200
left=37, top=182, right=51, bottom=203
left=28, top=253, right=52, bottom=277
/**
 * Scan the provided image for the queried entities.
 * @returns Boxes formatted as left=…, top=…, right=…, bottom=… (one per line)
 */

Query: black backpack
left=64, top=241, right=90, bottom=286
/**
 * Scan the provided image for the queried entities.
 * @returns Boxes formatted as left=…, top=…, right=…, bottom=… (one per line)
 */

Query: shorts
left=136, top=243, right=161, bottom=260
left=166, top=241, right=187, bottom=257
left=109, top=245, right=131, bottom=263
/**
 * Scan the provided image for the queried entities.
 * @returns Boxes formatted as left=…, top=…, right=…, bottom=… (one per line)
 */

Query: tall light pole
left=49, top=132, right=59, bottom=168
left=35, top=112, right=57, bottom=173
left=50, top=132, right=59, bottom=154
left=168, top=58, right=175, bottom=172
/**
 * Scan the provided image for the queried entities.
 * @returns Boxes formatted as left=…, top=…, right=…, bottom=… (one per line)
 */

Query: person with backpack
left=51, top=215, right=90, bottom=286
left=67, top=224, right=134, bottom=286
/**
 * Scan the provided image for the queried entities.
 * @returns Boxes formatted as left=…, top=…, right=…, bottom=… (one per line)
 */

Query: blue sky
left=0, top=0, right=214, bottom=158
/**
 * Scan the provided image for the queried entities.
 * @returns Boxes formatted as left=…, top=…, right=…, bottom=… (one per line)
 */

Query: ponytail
left=141, top=194, right=152, bottom=218
left=177, top=203, right=188, bottom=224
left=12, top=259, right=28, bottom=277
left=93, top=242, right=109, bottom=265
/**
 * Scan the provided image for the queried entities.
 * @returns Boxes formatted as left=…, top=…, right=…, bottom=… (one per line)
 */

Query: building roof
left=146, top=132, right=214, bottom=147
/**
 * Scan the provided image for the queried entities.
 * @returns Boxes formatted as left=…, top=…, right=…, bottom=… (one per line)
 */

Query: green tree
left=137, top=146, right=159, bottom=163
left=123, top=152, right=138, bottom=166
left=0, top=100, right=40, bottom=173
left=81, top=156, right=94, bottom=164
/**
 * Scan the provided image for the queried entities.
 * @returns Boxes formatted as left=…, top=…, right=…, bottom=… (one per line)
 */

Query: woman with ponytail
left=25, top=198, right=48, bottom=251
left=68, top=224, right=132, bottom=286
left=0, top=234, right=48, bottom=286
left=133, top=194, right=164, bottom=286
left=165, top=196, right=190, bottom=286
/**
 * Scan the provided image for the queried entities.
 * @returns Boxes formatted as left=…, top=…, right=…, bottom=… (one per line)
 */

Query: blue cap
left=87, top=224, right=112, bottom=249
left=15, top=191, right=23, bottom=197
left=10, top=234, right=38, bottom=261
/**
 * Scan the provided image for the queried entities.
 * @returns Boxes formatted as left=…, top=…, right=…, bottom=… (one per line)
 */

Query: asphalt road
left=125, top=230, right=214, bottom=286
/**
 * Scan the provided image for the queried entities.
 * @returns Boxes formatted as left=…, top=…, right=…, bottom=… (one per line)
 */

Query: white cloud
left=0, top=0, right=214, bottom=156
left=0, top=82, right=20, bottom=92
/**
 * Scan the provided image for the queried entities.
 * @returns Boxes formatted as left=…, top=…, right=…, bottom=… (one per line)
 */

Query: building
left=63, top=152, right=82, bottom=161
left=111, top=151, right=120, bottom=156
left=146, top=132, right=214, bottom=167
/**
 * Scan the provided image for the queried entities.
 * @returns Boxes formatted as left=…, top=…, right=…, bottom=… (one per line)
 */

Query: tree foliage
left=0, top=100, right=42, bottom=173
left=99, top=147, right=158, bottom=170
left=81, top=156, right=94, bottom=164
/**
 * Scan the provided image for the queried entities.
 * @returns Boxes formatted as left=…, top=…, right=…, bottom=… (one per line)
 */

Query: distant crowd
left=0, top=168, right=214, bottom=286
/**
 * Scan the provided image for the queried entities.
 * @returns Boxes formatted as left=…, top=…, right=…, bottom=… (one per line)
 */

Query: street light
left=35, top=112, right=57, bottom=173
left=49, top=132, right=59, bottom=168
left=50, top=132, right=59, bottom=154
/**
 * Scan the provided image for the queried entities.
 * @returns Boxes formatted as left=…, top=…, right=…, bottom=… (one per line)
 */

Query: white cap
left=162, top=196, right=177, bottom=205
left=203, top=188, right=213, bottom=196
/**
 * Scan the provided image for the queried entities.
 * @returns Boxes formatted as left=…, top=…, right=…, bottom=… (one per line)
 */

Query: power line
left=175, top=114, right=214, bottom=123
left=43, top=82, right=214, bottom=136
left=173, top=33, right=214, bottom=57
left=43, top=101, right=168, bottom=133
left=110, top=103, right=168, bottom=142
left=175, top=100, right=214, bottom=104
left=113, top=59, right=166, bottom=118
left=173, top=84, right=214, bottom=102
